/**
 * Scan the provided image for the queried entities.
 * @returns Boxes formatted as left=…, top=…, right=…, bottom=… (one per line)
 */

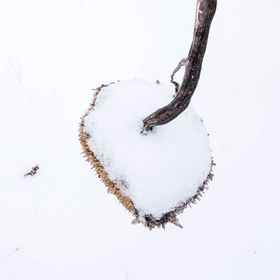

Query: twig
left=24, top=165, right=39, bottom=177
left=170, top=58, right=188, bottom=92
left=0, top=248, right=20, bottom=265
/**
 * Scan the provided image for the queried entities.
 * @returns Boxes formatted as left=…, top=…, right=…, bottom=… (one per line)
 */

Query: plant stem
left=142, top=0, right=217, bottom=132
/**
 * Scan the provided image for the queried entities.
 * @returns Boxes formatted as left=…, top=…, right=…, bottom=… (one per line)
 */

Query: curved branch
left=170, top=57, right=189, bottom=93
left=143, top=0, right=217, bottom=132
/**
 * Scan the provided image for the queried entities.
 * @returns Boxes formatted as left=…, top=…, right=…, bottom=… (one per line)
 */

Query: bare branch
left=143, top=0, right=217, bottom=132
left=24, top=165, right=39, bottom=177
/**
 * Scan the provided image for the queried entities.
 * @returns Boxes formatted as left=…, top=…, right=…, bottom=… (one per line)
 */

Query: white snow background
left=0, top=0, right=279, bottom=279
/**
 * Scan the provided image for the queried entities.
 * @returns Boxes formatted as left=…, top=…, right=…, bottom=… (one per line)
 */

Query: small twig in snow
left=0, top=247, right=21, bottom=265
left=24, top=165, right=39, bottom=177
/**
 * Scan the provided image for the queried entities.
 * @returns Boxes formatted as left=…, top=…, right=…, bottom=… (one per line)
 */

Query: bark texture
left=143, top=0, right=217, bottom=132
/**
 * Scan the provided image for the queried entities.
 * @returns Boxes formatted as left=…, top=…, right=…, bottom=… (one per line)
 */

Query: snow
left=83, top=80, right=212, bottom=219
left=0, top=0, right=280, bottom=279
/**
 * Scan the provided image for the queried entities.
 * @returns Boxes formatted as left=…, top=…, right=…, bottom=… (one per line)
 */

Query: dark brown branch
left=143, top=0, right=217, bottom=132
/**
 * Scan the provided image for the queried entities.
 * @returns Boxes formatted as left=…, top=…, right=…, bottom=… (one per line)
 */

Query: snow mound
left=83, top=79, right=212, bottom=221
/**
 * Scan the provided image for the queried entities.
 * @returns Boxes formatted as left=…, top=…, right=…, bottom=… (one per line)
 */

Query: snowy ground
left=0, top=0, right=280, bottom=279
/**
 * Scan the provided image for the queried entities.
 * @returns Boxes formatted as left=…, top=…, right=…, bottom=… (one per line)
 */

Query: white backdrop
left=0, top=0, right=279, bottom=279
